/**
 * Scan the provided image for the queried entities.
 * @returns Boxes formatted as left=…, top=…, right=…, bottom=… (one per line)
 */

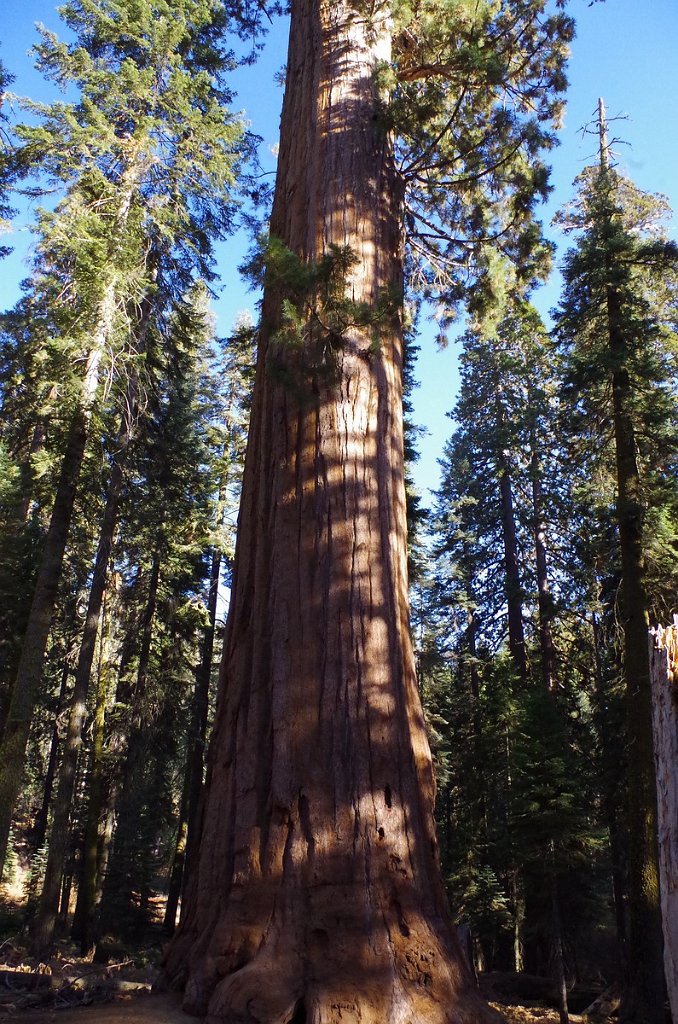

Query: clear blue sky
left=1, top=0, right=677, bottom=499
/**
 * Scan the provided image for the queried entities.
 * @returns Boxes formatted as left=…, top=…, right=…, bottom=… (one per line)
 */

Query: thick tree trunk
left=162, top=0, right=498, bottom=1020
left=649, top=619, right=678, bottom=1024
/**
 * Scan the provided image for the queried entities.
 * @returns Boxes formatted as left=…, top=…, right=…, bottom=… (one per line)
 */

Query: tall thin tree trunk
left=496, top=398, right=527, bottom=685
left=0, top=335, right=107, bottom=877
left=163, top=765, right=191, bottom=937
left=71, top=593, right=111, bottom=956
left=162, top=0, right=498, bottom=1018
left=31, top=273, right=154, bottom=956
left=185, top=543, right=222, bottom=874
left=530, top=434, right=556, bottom=692
left=597, top=98, right=665, bottom=1024
left=32, top=659, right=71, bottom=853
left=164, top=541, right=223, bottom=937
left=591, top=610, right=628, bottom=971
left=100, top=551, right=161, bottom=928
left=549, top=854, right=569, bottom=1024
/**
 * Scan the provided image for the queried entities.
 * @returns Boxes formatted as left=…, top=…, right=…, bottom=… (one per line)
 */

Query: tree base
left=163, top=893, right=503, bottom=1024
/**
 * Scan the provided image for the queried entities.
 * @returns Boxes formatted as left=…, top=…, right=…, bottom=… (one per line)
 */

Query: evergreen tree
left=0, top=0, right=249, bottom=877
left=0, top=56, right=17, bottom=259
left=553, top=101, right=678, bottom=1024
left=163, top=1, right=572, bottom=1020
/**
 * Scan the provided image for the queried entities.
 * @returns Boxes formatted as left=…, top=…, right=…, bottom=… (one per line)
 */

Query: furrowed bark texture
left=163, top=1, right=498, bottom=1021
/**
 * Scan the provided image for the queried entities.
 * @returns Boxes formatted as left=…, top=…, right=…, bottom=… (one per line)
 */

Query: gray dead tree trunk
left=649, top=617, right=678, bottom=1024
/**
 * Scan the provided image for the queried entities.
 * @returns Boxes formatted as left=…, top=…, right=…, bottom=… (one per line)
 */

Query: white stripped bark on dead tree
left=649, top=616, right=678, bottom=1024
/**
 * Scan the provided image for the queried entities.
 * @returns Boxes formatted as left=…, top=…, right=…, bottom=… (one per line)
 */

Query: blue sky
left=1, top=0, right=677, bottom=499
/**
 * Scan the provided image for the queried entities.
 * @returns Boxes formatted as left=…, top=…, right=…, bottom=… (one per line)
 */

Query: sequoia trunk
left=163, top=0, right=498, bottom=1021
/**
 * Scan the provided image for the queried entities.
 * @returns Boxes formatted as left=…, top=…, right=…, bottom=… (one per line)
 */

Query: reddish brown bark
left=162, top=0, right=499, bottom=1020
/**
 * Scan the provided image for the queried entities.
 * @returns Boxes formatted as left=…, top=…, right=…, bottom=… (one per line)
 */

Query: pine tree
left=0, top=0, right=248, bottom=877
left=0, top=56, right=17, bottom=259
left=553, top=100, right=678, bottom=1024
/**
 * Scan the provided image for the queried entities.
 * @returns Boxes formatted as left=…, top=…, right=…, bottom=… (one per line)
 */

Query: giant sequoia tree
left=163, top=1, right=571, bottom=1021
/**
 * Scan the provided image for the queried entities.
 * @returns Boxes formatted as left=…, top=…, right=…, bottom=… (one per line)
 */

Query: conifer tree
left=163, top=1, right=572, bottom=1020
left=0, top=57, right=17, bottom=259
left=0, top=0, right=249, bottom=877
left=553, top=101, right=678, bottom=1024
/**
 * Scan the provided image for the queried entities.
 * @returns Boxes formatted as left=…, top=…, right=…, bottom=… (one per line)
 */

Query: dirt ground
left=1, top=994, right=611, bottom=1024
left=0, top=938, right=613, bottom=1024
left=0, top=989, right=613, bottom=1024
left=1, top=992, right=186, bottom=1024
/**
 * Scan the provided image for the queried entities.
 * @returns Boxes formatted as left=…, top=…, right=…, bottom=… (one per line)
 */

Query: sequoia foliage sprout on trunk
left=163, top=0, right=571, bottom=1020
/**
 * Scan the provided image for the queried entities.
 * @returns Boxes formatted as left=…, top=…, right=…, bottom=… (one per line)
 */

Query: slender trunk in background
left=0, top=333, right=108, bottom=878
left=99, top=550, right=161, bottom=927
left=496, top=398, right=527, bottom=685
left=185, top=542, right=222, bottom=872
left=611, top=301, right=665, bottom=1023
left=550, top=857, right=569, bottom=1024
left=71, top=596, right=111, bottom=957
left=596, top=98, right=665, bottom=1024
left=32, top=661, right=71, bottom=853
left=591, top=610, right=628, bottom=971
left=530, top=424, right=568, bottom=1011
left=162, top=0, right=498, bottom=1018
left=530, top=433, right=556, bottom=692
left=163, top=765, right=191, bottom=936
left=76, top=568, right=144, bottom=945
left=164, top=541, right=223, bottom=938
left=31, top=277, right=154, bottom=956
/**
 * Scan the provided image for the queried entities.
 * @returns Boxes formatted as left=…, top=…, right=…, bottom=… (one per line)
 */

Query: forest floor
left=0, top=945, right=616, bottom=1024
left=0, top=927, right=616, bottom=1024
left=0, top=994, right=617, bottom=1024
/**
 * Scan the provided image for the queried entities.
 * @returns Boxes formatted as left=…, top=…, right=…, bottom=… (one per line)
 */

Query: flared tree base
left=163, top=880, right=502, bottom=1024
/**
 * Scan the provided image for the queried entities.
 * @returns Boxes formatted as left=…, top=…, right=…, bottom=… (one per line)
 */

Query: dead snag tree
left=650, top=619, right=678, bottom=1024
left=164, top=0, right=570, bottom=1019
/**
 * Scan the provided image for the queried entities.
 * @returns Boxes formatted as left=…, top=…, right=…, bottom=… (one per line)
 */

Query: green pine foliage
left=0, top=57, right=18, bottom=259
left=389, top=0, right=573, bottom=326
left=554, top=164, right=678, bottom=622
